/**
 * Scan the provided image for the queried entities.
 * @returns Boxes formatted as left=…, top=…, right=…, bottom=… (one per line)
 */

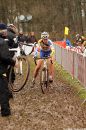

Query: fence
left=54, top=44, right=86, bottom=88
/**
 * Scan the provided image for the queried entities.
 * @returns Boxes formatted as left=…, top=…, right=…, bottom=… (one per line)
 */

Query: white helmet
left=41, top=32, right=49, bottom=39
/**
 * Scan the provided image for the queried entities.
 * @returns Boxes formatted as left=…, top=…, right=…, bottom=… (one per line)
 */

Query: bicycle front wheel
left=40, top=68, right=49, bottom=94
left=9, top=56, right=30, bottom=92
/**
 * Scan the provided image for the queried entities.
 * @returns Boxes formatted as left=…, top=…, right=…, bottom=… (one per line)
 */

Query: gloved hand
left=34, top=42, right=37, bottom=47
left=33, top=55, right=37, bottom=59
left=50, top=49, right=55, bottom=56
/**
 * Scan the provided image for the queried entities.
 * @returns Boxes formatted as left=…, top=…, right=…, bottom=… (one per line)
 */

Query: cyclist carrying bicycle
left=32, top=32, right=55, bottom=85
left=0, top=23, right=16, bottom=116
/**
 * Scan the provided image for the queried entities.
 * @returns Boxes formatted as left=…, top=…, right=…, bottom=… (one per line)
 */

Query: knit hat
left=0, top=23, right=7, bottom=30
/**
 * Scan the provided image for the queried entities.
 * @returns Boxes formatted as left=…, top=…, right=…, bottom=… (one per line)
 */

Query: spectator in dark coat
left=17, top=31, right=25, bottom=43
left=27, top=32, right=37, bottom=44
left=0, top=23, right=15, bottom=117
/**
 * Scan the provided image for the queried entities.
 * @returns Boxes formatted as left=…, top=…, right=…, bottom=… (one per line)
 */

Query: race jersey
left=38, top=39, right=54, bottom=51
left=34, top=39, right=55, bottom=58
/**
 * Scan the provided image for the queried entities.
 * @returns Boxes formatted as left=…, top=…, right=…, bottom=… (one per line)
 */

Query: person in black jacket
left=0, top=23, right=15, bottom=117
left=7, top=24, right=18, bottom=57
left=17, top=31, right=25, bottom=43
left=27, top=32, right=37, bottom=44
left=6, top=24, right=18, bottom=86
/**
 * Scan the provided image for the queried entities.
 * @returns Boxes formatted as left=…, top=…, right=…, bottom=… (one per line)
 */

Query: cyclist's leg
left=15, top=58, right=19, bottom=74
left=32, top=59, right=42, bottom=85
left=33, top=59, right=43, bottom=78
left=49, top=56, right=55, bottom=82
left=33, top=50, right=44, bottom=79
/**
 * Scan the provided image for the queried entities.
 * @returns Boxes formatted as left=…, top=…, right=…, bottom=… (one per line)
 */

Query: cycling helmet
left=41, top=32, right=49, bottom=39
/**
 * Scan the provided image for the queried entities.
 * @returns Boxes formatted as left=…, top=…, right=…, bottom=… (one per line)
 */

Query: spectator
left=7, top=24, right=18, bottom=48
left=27, top=32, right=37, bottom=44
left=63, top=37, right=72, bottom=49
left=24, top=32, right=28, bottom=43
left=17, top=31, right=25, bottom=43
left=65, top=39, right=72, bottom=47
left=73, top=34, right=85, bottom=53
left=0, top=23, right=16, bottom=117
left=75, top=34, right=86, bottom=46
left=7, top=24, right=18, bottom=90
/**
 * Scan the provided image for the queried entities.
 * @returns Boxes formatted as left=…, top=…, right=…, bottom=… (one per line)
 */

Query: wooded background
left=0, top=0, right=86, bottom=40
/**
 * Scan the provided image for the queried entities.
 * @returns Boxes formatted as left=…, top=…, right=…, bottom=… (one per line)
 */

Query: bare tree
left=0, top=0, right=85, bottom=38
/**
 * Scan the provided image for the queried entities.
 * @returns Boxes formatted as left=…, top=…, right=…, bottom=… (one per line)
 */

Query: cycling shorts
left=40, top=49, right=51, bottom=58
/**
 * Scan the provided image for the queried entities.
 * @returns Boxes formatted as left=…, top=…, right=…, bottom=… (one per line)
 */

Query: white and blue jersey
left=34, top=39, right=54, bottom=58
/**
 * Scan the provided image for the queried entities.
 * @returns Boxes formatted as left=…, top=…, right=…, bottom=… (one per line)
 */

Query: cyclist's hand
left=15, top=62, right=19, bottom=68
left=12, top=56, right=16, bottom=61
left=33, top=56, right=37, bottom=59
left=50, top=49, right=55, bottom=56
left=12, top=59, right=18, bottom=68
left=34, top=42, right=37, bottom=47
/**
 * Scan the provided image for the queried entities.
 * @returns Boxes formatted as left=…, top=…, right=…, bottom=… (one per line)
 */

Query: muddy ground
left=0, top=65, right=86, bottom=130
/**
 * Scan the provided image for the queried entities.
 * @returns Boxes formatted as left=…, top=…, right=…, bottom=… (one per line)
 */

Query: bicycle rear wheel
left=40, top=68, right=49, bottom=94
left=9, top=56, right=30, bottom=92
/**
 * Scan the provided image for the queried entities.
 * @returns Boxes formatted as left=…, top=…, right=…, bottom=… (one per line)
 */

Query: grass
left=54, top=62, right=86, bottom=100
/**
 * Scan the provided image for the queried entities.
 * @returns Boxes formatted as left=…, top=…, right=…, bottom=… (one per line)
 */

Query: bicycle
left=8, top=42, right=32, bottom=92
left=34, top=56, right=52, bottom=94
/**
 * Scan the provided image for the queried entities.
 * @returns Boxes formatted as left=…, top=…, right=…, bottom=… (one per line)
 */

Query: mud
left=0, top=69, right=86, bottom=130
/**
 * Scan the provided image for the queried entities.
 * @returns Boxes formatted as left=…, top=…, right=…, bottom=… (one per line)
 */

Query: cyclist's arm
left=49, top=41, right=55, bottom=56
left=33, top=43, right=41, bottom=57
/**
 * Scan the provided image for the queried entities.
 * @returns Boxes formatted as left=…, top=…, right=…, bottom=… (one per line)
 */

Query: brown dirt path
left=0, top=65, right=86, bottom=130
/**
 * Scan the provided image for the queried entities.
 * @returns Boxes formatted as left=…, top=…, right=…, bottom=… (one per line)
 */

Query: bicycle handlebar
left=34, top=56, right=52, bottom=60
left=9, top=48, right=18, bottom=52
left=34, top=56, right=52, bottom=65
left=28, top=42, right=38, bottom=55
left=9, top=42, right=38, bottom=56
left=20, top=43, right=33, bottom=46
left=22, top=42, right=37, bottom=45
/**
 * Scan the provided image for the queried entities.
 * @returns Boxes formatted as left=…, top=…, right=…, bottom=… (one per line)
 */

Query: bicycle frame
left=43, top=59, right=47, bottom=68
left=9, top=43, right=30, bottom=92
left=9, top=46, right=23, bottom=74
left=9, top=42, right=33, bottom=74
left=40, top=57, right=51, bottom=93
left=34, top=56, right=52, bottom=93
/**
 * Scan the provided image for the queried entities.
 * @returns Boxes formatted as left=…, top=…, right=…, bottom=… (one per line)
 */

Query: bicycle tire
left=40, top=68, right=49, bottom=94
left=9, top=56, right=30, bottom=92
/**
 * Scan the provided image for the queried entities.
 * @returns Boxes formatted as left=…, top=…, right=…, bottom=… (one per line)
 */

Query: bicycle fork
left=16, top=58, right=23, bottom=75
left=20, top=59, right=23, bottom=75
